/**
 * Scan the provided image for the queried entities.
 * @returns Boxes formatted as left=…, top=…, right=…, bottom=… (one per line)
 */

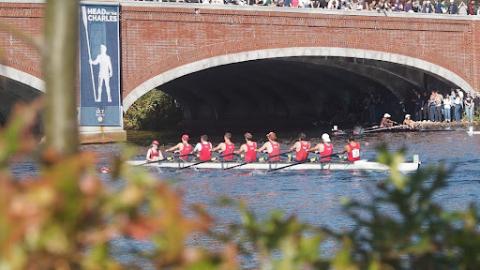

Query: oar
left=268, top=159, right=309, bottom=172
left=268, top=151, right=342, bottom=172
left=179, top=159, right=209, bottom=170
left=135, top=153, right=194, bottom=167
left=314, top=151, right=344, bottom=163
left=223, top=161, right=249, bottom=171
left=179, top=152, right=237, bottom=170
left=263, top=150, right=293, bottom=161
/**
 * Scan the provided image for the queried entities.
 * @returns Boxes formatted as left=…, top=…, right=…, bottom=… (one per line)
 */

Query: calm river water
left=82, top=130, right=480, bottom=227
left=10, top=130, right=480, bottom=266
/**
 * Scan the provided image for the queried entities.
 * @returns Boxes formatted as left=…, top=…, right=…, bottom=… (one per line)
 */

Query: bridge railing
left=122, top=0, right=479, bottom=17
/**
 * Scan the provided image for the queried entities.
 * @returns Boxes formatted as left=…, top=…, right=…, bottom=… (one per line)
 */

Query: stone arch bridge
left=0, top=1, right=479, bottom=141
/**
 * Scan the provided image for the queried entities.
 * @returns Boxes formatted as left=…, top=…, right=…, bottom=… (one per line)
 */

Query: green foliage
left=4, top=103, right=480, bottom=269
left=124, top=89, right=183, bottom=130
left=332, top=145, right=480, bottom=270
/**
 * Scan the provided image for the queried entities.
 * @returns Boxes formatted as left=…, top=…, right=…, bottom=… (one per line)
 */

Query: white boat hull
left=128, top=159, right=420, bottom=172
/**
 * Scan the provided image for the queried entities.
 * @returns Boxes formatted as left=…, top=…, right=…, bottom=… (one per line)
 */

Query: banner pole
left=81, top=6, right=97, bottom=102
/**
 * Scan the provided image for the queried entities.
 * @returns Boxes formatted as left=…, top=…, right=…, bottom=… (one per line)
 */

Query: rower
left=310, top=133, right=334, bottom=162
left=380, top=113, right=396, bottom=128
left=403, top=114, right=416, bottom=128
left=146, top=140, right=164, bottom=162
left=165, top=134, right=193, bottom=161
left=257, top=131, right=281, bottom=162
left=193, top=135, right=213, bottom=162
left=343, top=137, right=361, bottom=162
left=289, top=133, right=311, bottom=162
left=212, top=132, right=236, bottom=161
left=235, top=132, right=257, bottom=163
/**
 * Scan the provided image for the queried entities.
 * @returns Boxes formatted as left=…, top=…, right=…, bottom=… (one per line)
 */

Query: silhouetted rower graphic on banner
left=90, top=44, right=113, bottom=103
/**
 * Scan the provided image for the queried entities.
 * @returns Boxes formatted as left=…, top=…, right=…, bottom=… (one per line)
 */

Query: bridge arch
left=0, top=65, right=44, bottom=125
left=0, top=65, right=44, bottom=93
left=123, top=47, right=475, bottom=111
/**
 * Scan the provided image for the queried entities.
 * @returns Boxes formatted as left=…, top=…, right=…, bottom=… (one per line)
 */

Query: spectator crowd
left=415, top=89, right=477, bottom=123
left=135, top=0, right=480, bottom=15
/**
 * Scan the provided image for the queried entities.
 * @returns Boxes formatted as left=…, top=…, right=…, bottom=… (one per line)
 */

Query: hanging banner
left=79, top=3, right=121, bottom=126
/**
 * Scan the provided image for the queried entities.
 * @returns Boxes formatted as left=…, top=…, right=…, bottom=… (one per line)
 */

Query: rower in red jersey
left=257, top=131, right=281, bottom=162
left=193, top=135, right=213, bottom=161
left=166, top=134, right=193, bottom=161
left=212, top=132, right=236, bottom=161
left=289, top=133, right=311, bottom=162
left=235, top=132, right=257, bottom=163
left=310, top=133, right=334, bottom=162
left=146, top=140, right=164, bottom=162
left=343, top=137, right=361, bottom=162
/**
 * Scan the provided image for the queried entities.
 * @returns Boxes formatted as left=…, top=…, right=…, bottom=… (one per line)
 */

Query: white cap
left=384, top=113, right=391, bottom=118
left=321, top=133, right=331, bottom=143
left=405, top=114, right=411, bottom=118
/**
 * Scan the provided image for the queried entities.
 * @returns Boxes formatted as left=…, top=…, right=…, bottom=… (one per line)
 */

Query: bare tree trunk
left=43, top=0, right=78, bottom=156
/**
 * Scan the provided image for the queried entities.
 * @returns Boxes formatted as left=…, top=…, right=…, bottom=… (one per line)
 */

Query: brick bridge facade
left=0, top=1, right=479, bottom=140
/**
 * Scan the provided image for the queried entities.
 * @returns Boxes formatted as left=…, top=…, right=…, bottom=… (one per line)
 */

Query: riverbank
left=414, top=120, right=479, bottom=130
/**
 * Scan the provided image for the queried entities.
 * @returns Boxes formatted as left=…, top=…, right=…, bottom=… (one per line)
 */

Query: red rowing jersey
left=149, top=148, right=160, bottom=159
left=223, top=142, right=235, bottom=161
left=268, top=141, right=280, bottom=162
left=180, top=143, right=193, bottom=161
left=198, top=142, right=212, bottom=161
left=295, top=141, right=311, bottom=161
left=347, top=142, right=360, bottom=162
left=319, top=143, right=333, bottom=162
left=245, top=142, right=257, bottom=163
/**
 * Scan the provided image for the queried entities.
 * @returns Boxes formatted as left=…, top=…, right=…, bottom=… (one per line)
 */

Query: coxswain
left=257, top=131, right=281, bottom=162
left=212, top=132, right=236, bottom=161
left=380, top=113, right=395, bottom=128
left=146, top=140, right=164, bottom=162
left=403, top=114, right=416, bottom=129
left=193, top=135, right=213, bottom=162
left=235, top=132, right=257, bottom=163
left=343, top=137, right=361, bottom=162
left=289, top=133, right=311, bottom=162
left=165, top=134, right=193, bottom=161
left=310, top=133, right=334, bottom=162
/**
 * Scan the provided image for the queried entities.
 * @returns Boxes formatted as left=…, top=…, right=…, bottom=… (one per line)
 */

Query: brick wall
left=0, top=2, right=477, bottom=101
left=120, top=5, right=479, bottom=100
left=0, top=3, right=43, bottom=79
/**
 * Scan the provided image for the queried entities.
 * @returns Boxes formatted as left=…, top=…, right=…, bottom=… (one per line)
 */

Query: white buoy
left=467, top=126, right=474, bottom=136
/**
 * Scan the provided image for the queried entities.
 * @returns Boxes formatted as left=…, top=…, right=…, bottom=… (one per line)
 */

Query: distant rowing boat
left=128, top=155, right=420, bottom=172
left=360, top=125, right=418, bottom=134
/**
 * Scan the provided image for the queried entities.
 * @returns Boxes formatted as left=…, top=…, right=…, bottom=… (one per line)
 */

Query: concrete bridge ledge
left=79, top=126, right=127, bottom=144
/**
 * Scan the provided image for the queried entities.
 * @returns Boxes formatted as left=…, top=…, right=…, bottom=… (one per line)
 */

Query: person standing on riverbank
left=443, top=95, right=452, bottom=122
left=435, top=91, right=443, bottom=122
left=454, top=94, right=462, bottom=122
left=465, top=95, right=475, bottom=122
left=428, top=91, right=436, bottom=121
